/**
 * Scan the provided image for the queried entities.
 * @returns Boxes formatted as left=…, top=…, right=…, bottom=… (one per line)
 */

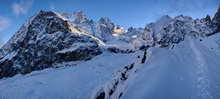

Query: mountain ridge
left=0, top=6, right=220, bottom=99
left=0, top=7, right=220, bottom=78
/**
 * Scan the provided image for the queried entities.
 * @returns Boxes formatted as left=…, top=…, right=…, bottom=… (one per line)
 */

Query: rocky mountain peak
left=96, top=17, right=115, bottom=41
left=1, top=7, right=220, bottom=99
left=98, top=17, right=114, bottom=29
left=0, top=10, right=69, bottom=57
left=113, top=25, right=126, bottom=35
left=213, top=5, right=220, bottom=22
left=73, top=10, right=89, bottom=24
left=35, top=10, right=72, bottom=34
left=212, top=5, right=220, bottom=33
left=127, top=27, right=135, bottom=32
left=0, top=8, right=219, bottom=79
left=38, top=10, right=58, bottom=17
left=0, top=10, right=103, bottom=79
left=204, top=15, right=212, bottom=22
left=158, top=15, right=172, bottom=22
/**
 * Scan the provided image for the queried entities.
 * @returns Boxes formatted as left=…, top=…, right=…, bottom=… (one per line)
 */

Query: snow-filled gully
left=93, top=39, right=216, bottom=99
left=190, top=40, right=213, bottom=99
left=93, top=49, right=149, bottom=99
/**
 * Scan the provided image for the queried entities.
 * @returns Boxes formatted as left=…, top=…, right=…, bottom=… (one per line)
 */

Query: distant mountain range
left=0, top=6, right=220, bottom=99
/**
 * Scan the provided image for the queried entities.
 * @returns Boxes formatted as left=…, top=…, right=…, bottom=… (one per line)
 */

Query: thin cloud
left=12, top=0, right=33, bottom=16
left=0, top=16, right=10, bottom=47
left=0, top=16, right=10, bottom=33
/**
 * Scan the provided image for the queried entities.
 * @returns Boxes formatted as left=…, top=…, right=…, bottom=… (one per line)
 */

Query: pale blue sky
left=0, top=0, right=219, bottom=45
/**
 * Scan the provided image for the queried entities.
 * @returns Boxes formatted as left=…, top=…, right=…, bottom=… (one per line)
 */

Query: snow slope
left=122, top=34, right=220, bottom=99
left=0, top=52, right=139, bottom=99
left=1, top=34, right=220, bottom=99
left=0, top=7, right=220, bottom=99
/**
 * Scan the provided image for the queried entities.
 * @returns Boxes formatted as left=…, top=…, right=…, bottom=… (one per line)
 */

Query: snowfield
left=0, top=52, right=139, bottom=99
left=1, top=8, right=220, bottom=99
left=1, top=34, right=220, bottom=99
left=122, top=34, right=220, bottom=99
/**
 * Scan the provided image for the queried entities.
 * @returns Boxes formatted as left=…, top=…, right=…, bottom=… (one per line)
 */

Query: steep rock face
left=71, top=11, right=97, bottom=35
left=1, top=7, right=220, bottom=99
left=62, top=11, right=117, bottom=42
left=131, top=28, right=154, bottom=49
left=147, top=15, right=173, bottom=34
left=0, top=11, right=103, bottom=78
left=96, top=17, right=115, bottom=42
left=155, top=15, right=215, bottom=47
left=73, top=11, right=89, bottom=24
left=118, top=14, right=216, bottom=49
left=156, top=15, right=193, bottom=47
left=0, top=7, right=219, bottom=79
left=212, top=6, right=220, bottom=33
left=195, top=15, right=214, bottom=36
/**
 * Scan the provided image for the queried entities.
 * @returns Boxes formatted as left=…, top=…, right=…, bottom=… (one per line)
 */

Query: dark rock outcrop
left=73, top=11, right=89, bottom=24
left=212, top=5, right=220, bottom=33
left=158, top=18, right=186, bottom=47
left=1, top=7, right=219, bottom=79
left=97, top=17, right=115, bottom=42
left=0, top=11, right=103, bottom=79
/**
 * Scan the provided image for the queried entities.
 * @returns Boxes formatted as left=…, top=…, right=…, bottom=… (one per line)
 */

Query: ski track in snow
left=190, top=39, right=213, bottom=99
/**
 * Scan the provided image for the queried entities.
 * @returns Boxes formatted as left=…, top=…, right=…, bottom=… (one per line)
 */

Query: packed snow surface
left=0, top=52, right=138, bottom=99
left=1, top=8, right=220, bottom=99
left=122, top=35, right=220, bottom=99
left=1, top=34, right=220, bottom=99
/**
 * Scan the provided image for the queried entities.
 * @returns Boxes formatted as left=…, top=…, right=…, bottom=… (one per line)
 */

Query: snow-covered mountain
left=0, top=6, right=220, bottom=99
